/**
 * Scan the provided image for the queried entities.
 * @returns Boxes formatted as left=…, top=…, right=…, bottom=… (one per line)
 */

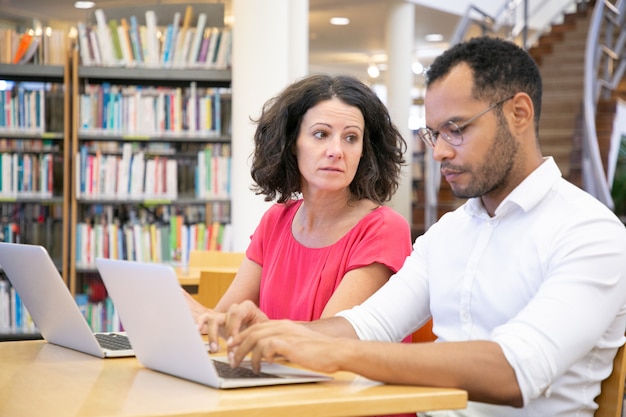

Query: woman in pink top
left=187, top=74, right=412, bottom=353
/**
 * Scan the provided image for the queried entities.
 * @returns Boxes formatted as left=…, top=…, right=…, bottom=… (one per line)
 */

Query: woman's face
left=295, top=97, right=365, bottom=196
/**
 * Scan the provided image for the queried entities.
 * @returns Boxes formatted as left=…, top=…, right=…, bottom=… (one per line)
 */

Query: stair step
left=541, top=92, right=584, bottom=103
left=540, top=65, right=584, bottom=77
left=541, top=101, right=582, bottom=114
left=541, top=76, right=584, bottom=88
left=539, top=128, right=576, bottom=140
left=541, top=54, right=586, bottom=65
left=539, top=114, right=580, bottom=129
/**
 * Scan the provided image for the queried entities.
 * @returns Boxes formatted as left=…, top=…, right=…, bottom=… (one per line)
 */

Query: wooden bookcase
left=68, top=52, right=233, bottom=302
left=0, top=3, right=234, bottom=333
left=0, top=55, right=72, bottom=337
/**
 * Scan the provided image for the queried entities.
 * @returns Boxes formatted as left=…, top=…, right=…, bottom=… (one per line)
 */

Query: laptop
left=0, top=242, right=134, bottom=358
left=95, top=257, right=332, bottom=388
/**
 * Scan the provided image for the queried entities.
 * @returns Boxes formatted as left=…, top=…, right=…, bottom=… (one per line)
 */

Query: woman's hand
left=223, top=300, right=270, bottom=341
left=182, top=289, right=225, bottom=352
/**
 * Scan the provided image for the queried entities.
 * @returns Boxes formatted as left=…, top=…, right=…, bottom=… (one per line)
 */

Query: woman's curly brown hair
left=250, top=73, right=407, bottom=204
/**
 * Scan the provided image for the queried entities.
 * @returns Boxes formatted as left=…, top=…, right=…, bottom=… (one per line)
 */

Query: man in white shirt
left=217, top=36, right=626, bottom=416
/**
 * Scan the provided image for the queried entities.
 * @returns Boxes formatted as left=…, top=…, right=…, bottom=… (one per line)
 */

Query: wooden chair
left=188, top=250, right=246, bottom=270
left=595, top=341, right=626, bottom=417
left=188, top=250, right=245, bottom=308
left=196, top=269, right=238, bottom=309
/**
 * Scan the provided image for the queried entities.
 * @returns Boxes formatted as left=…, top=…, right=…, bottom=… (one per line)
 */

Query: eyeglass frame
left=417, top=95, right=515, bottom=148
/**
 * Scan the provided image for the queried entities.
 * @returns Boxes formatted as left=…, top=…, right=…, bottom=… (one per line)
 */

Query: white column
left=230, top=0, right=308, bottom=251
left=385, top=1, right=415, bottom=228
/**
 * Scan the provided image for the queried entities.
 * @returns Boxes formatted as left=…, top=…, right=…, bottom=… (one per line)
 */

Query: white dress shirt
left=337, top=157, right=626, bottom=416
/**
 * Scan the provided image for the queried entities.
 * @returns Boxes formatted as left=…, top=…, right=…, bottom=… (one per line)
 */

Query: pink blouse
left=247, top=200, right=412, bottom=321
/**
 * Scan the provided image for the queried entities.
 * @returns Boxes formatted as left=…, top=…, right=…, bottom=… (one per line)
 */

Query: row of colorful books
left=0, top=87, right=46, bottom=132
left=0, top=279, right=35, bottom=334
left=77, top=7, right=231, bottom=69
left=75, top=142, right=231, bottom=200
left=0, top=138, right=60, bottom=153
left=75, top=293, right=121, bottom=333
left=76, top=145, right=177, bottom=200
left=78, top=83, right=227, bottom=137
left=1, top=204, right=65, bottom=267
left=0, top=27, right=67, bottom=66
left=0, top=152, right=55, bottom=197
left=75, top=219, right=232, bottom=267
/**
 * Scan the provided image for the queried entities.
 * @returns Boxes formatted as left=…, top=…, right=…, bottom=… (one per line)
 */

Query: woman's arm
left=319, top=262, right=393, bottom=317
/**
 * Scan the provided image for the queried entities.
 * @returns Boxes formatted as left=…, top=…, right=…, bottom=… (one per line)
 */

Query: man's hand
left=226, top=319, right=344, bottom=374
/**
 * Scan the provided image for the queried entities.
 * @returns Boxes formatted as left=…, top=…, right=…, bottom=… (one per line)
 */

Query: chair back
left=197, top=269, right=238, bottom=309
left=595, top=342, right=626, bottom=417
left=188, top=250, right=245, bottom=269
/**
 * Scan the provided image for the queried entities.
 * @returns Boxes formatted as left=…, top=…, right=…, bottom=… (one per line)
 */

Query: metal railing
left=582, top=0, right=625, bottom=210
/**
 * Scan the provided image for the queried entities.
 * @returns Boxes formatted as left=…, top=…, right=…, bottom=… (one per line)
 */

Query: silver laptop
left=95, top=257, right=332, bottom=388
left=0, top=242, right=133, bottom=358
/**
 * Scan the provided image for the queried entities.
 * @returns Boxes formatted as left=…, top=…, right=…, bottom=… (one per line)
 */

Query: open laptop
left=0, top=242, right=133, bottom=358
left=95, top=257, right=332, bottom=388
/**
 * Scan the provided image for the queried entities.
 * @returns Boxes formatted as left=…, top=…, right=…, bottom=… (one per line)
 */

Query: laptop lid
left=95, top=257, right=332, bottom=388
left=0, top=242, right=133, bottom=358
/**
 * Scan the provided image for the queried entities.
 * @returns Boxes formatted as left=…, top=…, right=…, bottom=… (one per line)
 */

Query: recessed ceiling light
left=367, top=64, right=380, bottom=78
left=74, top=1, right=95, bottom=9
left=330, top=17, right=350, bottom=26
left=412, top=61, right=424, bottom=75
left=425, top=33, right=444, bottom=42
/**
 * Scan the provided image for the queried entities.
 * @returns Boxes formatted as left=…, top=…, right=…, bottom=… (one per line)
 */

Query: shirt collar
left=465, top=157, right=562, bottom=218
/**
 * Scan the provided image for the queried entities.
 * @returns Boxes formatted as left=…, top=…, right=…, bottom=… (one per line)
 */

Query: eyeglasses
left=417, top=95, right=514, bottom=148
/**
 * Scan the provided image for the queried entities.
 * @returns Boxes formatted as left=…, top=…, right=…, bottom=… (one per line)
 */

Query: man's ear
left=508, top=92, right=535, bottom=134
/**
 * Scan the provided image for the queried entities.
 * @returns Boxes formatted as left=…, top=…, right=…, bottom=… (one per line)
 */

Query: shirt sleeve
left=342, top=206, right=413, bottom=274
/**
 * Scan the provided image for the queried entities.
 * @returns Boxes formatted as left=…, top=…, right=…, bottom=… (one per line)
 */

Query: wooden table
left=0, top=340, right=467, bottom=417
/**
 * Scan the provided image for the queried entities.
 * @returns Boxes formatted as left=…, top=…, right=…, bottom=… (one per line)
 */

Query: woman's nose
left=326, top=136, right=343, bottom=158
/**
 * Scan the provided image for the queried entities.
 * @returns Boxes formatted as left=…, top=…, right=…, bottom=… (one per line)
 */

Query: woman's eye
left=345, top=134, right=359, bottom=143
left=313, top=130, right=327, bottom=139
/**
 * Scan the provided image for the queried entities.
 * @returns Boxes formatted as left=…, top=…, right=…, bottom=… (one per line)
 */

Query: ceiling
left=0, top=0, right=464, bottom=84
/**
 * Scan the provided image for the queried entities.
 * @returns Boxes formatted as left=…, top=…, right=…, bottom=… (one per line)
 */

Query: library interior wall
left=385, top=1, right=415, bottom=223
left=230, top=0, right=309, bottom=252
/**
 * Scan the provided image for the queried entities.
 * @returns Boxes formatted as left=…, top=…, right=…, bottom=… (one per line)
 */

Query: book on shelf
left=76, top=278, right=122, bottom=333
left=75, top=203, right=231, bottom=268
left=78, top=7, right=231, bottom=69
left=0, top=204, right=63, bottom=258
left=0, top=27, right=67, bottom=65
left=0, top=152, right=54, bottom=198
left=78, top=82, right=230, bottom=136
left=76, top=218, right=232, bottom=267
left=0, top=86, right=46, bottom=133
left=0, top=277, right=37, bottom=334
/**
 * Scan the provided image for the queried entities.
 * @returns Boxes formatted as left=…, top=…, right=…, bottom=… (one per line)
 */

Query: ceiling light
left=330, top=17, right=350, bottom=26
left=74, top=1, right=95, bottom=9
left=425, top=33, right=444, bottom=42
left=367, top=64, right=380, bottom=79
left=412, top=61, right=424, bottom=75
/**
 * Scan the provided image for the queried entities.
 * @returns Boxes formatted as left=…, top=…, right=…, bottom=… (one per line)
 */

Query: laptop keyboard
left=95, top=333, right=132, bottom=350
left=212, top=359, right=281, bottom=379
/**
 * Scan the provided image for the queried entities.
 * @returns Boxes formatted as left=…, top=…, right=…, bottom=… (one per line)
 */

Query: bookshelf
left=68, top=4, right=234, bottom=310
left=0, top=56, right=72, bottom=336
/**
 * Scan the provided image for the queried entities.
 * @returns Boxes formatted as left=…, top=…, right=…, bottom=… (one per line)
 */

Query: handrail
left=582, top=0, right=625, bottom=209
left=449, top=5, right=495, bottom=46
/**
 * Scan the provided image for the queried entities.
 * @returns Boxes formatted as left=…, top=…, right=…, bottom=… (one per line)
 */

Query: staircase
left=529, top=2, right=593, bottom=187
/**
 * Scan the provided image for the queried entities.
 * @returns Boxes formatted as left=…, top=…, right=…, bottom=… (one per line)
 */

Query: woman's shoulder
left=260, top=199, right=302, bottom=222
left=346, top=204, right=410, bottom=240
left=364, top=205, right=410, bottom=228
